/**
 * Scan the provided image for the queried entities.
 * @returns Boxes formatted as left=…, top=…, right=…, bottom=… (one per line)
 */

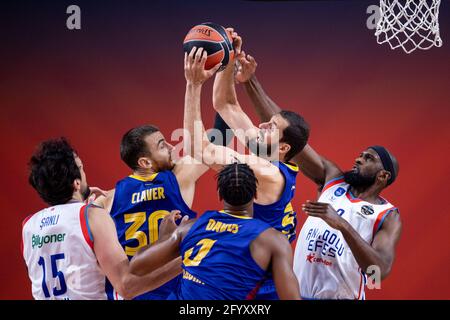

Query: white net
left=375, top=0, right=443, bottom=54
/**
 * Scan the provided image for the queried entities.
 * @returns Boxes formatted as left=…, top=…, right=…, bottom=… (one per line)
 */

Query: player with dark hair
left=93, top=64, right=226, bottom=299
left=181, top=39, right=308, bottom=299
left=129, top=163, right=301, bottom=300
left=22, top=138, right=180, bottom=300
left=233, top=49, right=402, bottom=299
left=209, top=30, right=309, bottom=299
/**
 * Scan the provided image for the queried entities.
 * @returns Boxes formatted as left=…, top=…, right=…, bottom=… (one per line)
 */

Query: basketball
left=183, top=22, right=234, bottom=71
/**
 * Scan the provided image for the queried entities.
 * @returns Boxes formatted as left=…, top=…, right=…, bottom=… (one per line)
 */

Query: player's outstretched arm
left=172, top=48, right=222, bottom=207
left=88, top=206, right=181, bottom=299
left=212, top=30, right=259, bottom=146
left=183, top=48, right=284, bottom=204
left=303, top=202, right=402, bottom=280
left=236, top=52, right=341, bottom=187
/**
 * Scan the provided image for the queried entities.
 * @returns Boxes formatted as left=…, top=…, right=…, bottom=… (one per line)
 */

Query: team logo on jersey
left=361, top=205, right=375, bottom=216
left=334, top=187, right=346, bottom=197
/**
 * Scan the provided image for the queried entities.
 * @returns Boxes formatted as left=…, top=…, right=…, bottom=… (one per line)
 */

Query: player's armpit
left=371, top=209, right=402, bottom=280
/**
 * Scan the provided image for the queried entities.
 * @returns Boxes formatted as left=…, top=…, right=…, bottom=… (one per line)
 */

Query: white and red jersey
left=293, top=176, right=397, bottom=300
left=22, top=202, right=107, bottom=300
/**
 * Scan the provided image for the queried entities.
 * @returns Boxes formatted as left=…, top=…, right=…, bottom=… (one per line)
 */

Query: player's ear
left=377, top=170, right=391, bottom=187
left=279, top=142, right=291, bottom=156
left=73, top=179, right=81, bottom=192
left=137, top=157, right=152, bottom=169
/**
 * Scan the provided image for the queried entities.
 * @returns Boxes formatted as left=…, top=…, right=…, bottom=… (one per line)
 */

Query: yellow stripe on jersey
left=283, top=162, right=299, bottom=172
left=129, top=173, right=158, bottom=182
left=219, top=210, right=252, bottom=219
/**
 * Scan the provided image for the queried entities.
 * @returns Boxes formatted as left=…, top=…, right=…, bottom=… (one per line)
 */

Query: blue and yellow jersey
left=106, top=171, right=196, bottom=300
left=168, top=210, right=271, bottom=300
left=253, top=161, right=299, bottom=243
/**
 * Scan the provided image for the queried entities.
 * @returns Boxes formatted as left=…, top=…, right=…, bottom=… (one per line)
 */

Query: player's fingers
left=189, top=46, right=196, bottom=58
left=302, top=205, right=326, bottom=213
left=195, top=47, right=203, bottom=63
left=303, top=207, right=325, bottom=215
left=226, top=27, right=234, bottom=33
left=200, top=50, right=207, bottom=65
left=208, top=63, right=222, bottom=76
left=302, top=203, right=326, bottom=212
left=188, top=46, right=197, bottom=63
left=307, top=201, right=329, bottom=209
left=305, top=211, right=321, bottom=218
left=234, top=36, right=242, bottom=54
left=184, top=51, right=188, bottom=67
left=180, top=215, right=190, bottom=226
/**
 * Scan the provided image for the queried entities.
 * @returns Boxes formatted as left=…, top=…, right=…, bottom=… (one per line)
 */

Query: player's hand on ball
left=235, top=51, right=257, bottom=83
left=184, top=47, right=222, bottom=85
left=302, top=201, right=344, bottom=230
left=226, top=27, right=242, bottom=55
left=159, top=210, right=182, bottom=240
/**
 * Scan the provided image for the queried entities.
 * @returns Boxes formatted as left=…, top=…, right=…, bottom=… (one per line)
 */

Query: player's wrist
left=186, top=81, right=203, bottom=89
left=335, top=216, right=349, bottom=232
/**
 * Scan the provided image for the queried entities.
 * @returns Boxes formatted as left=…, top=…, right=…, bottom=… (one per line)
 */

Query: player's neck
left=69, top=192, right=84, bottom=204
left=223, top=203, right=253, bottom=218
left=133, top=168, right=157, bottom=178
left=349, top=185, right=384, bottom=204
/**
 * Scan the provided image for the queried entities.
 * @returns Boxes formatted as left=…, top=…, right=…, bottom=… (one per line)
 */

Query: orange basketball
left=183, top=22, right=234, bottom=71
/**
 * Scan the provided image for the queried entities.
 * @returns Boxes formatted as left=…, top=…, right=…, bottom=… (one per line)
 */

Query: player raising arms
left=22, top=138, right=180, bottom=300
left=232, top=49, right=402, bottom=299
left=93, top=123, right=212, bottom=300
left=209, top=31, right=309, bottom=299
left=130, top=163, right=300, bottom=300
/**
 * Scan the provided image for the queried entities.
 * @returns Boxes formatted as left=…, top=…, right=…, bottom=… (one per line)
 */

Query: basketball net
left=375, top=0, right=443, bottom=54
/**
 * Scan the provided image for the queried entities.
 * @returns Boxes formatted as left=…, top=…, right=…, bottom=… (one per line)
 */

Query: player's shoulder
left=321, top=175, right=347, bottom=193
left=21, top=212, right=37, bottom=231
left=254, top=227, right=290, bottom=253
left=278, top=161, right=300, bottom=173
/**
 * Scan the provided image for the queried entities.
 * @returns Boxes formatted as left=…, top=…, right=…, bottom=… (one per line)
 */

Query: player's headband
left=368, top=145, right=397, bottom=186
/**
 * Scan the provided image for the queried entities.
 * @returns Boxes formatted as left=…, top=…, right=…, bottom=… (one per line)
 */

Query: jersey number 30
left=124, top=210, right=170, bottom=256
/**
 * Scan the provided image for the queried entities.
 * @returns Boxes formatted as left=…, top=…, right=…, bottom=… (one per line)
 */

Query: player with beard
left=211, top=31, right=310, bottom=300
left=232, top=50, right=402, bottom=299
left=94, top=124, right=212, bottom=300
left=22, top=138, right=181, bottom=299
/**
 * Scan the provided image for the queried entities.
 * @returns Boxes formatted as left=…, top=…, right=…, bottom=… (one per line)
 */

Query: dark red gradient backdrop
left=1, top=0, right=449, bottom=299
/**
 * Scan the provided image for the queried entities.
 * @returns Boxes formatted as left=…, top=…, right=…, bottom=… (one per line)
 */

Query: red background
left=1, top=0, right=449, bottom=299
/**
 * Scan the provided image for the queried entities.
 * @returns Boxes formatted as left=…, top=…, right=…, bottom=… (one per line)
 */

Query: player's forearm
left=213, top=62, right=238, bottom=110
left=338, top=219, right=391, bottom=278
left=243, top=74, right=281, bottom=122
left=184, top=82, right=207, bottom=160
left=129, top=234, right=180, bottom=276
left=122, top=257, right=182, bottom=299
